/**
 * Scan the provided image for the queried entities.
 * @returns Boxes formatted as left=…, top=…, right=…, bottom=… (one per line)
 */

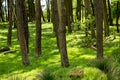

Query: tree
left=28, top=0, right=35, bottom=21
left=103, top=0, right=109, bottom=36
left=57, top=0, right=69, bottom=67
left=76, top=0, right=81, bottom=20
left=16, top=0, right=30, bottom=65
left=108, top=0, right=113, bottom=25
left=65, top=0, right=72, bottom=33
left=116, top=1, right=120, bottom=33
left=94, top=0, right=104, bottom=59
left=35, top=0, right=42, bottom=57
left=46, top=0, right=50, bottom=22
left=7, top=0, right=13, bottom=46
left=0, top=0, right=4, bottom=22
left=51, top=0, right=59, bottom=49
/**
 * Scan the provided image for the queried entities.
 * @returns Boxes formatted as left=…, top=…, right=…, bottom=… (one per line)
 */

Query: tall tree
left=51, top=0, right=59, bottom=49
left=7, top=0, right=13, bottom=46
left=57, top=0, right=69, bottom=67
left=65, top=0, right=72, bottom=33
left=16, top=0, right=30, bottom=65
left=103, top=0, right=109, bottom=36
left=46, top=0, right=50, bottom=22
left=35, top=0, right=42, bottom=57
left=94, top=0, right=104, bottom=59
left=0, top=0, right=4, bottom=22
left=116, top=1, right=120, bottom=33
left=76, top=0, right=81, bottom=20
left=28, top=0, right=35, bottom=21
left=108, top=0, right=113, bottom=25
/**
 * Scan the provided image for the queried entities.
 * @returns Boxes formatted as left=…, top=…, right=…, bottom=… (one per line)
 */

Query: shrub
left=35, top=70, right=55, bottom=80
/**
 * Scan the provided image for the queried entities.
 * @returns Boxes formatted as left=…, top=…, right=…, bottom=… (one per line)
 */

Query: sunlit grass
left=0, top=22, right=120, bottom=80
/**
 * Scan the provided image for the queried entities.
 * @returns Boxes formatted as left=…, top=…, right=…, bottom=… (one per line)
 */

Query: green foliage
left=111, top=0, right=120, bottom=18
left=35, top=70, right=55, bottom=80
left=71, top=19, right=81, bottom=31
left=88, top=59, right=108, bottom=73
left=0, top=22, right=120, bottom=80
left=82, top=67, right=107, bottom=80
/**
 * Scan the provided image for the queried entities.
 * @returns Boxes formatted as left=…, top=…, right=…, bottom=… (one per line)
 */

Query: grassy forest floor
left=0, top=22, right=120, bottom=80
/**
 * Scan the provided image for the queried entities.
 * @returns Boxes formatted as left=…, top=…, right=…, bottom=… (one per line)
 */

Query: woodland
left=0, top=0, right=120, bottom=80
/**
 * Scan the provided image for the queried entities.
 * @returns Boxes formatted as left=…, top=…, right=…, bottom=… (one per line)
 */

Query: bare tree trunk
left=103, top=0, right=109, bottom=36
left=76, top=0, right=81, bottom=20
left=57, top=0, right=69, bottom=67
left=65, top=0, right=72, bottom=33
left=7, top=0, right=13, bottom=46
left=94, top=0, right=104, bottom=59
left=0, top=0, right=5, bottom=22
left=46, top=0, right=50, bottom=22
left=90, top=0, right=95, bottom=16
left=28, top=0, right=35, bottom=22
left=108, top=0, right=113, bottom=25
left=51, top=0, right=59, bottom=50
left=116, top=1, right=120, bottom=33
left=16, top=0, right=30, bottom=65
left=35, top=0, right=42, bottom=57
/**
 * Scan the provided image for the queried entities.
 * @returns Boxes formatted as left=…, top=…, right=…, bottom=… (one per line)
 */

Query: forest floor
left=0, top=22, right=120, bottom=80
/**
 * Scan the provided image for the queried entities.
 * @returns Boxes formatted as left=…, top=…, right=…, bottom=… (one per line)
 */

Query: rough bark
left=108, top=0, right=113, bottom=25
left=103, top=0, right=109, bottom=36
left=35, top=0, right=42, bottom=57
left=65, top=0, right=72, bottom=33
left=57, top=0, right=69, bottom=67
left=116, top=1, right=120, bottom=33
left=0, top=0, right=4, bottom=22
left=16, top=0, right=30, bottom=65
left=46, top=0, right=50, bottom=22
left=94, top=0, right=104, bottom=59
left=7, top=0, right=13, bottom=46
left=51, top=0, right=59, bottom=49
left=76, top=0, right=81, bottom=20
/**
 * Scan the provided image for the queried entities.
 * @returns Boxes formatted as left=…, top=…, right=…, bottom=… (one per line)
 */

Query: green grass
left=0, top=22, right=120, bottom=80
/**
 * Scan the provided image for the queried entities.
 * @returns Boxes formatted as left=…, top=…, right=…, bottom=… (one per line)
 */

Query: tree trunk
left=51, top=0, right=59, bottom=49
left=57, top=0, right=69, bottom=67
left=116, top=1, right=120, bottom=33
left=7, top=0, right=13, bottom=46
left=35, top=0, right=42, bottom=57
left=0, top=0, right=5, bottom=22
left=65, top=0, right=72, bottom=33
left=108, top=0, right=113, bottom=25
left=16, top=0, right=30, bottom=65
left=103, top=0, right=109, bottom=36
left=94, top=0, right=104, bottom=59
left=46, top=0, right=50, bottom=22
left=84, top=0, right=92, bottom=15
left=90, top=0, right=95, bottom=16
left=28, top=0, right=35, bottom=21
left=76, top=0, right=81, bottom=20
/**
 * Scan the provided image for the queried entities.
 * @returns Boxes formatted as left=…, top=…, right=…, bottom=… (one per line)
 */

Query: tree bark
left=57, top=0, right=69, bottom=67
left=108, top=0, right=113, bottom=25
left=94, top=0, right=104, bottom=59
left=65, top=0, right=72, bottom=33
left=16, top=0, right=30, bottom=65
left=7, top=0, right=13, bottom=46
left=76, top=0, right=81, bottom=20
left=51, top=0, right=59, bottom=49
left=0, top=0, right=5, bottom=22
left=103, top=0, right=109, bottom=36
left=46, top=0, right=50, bottom=22
left=116, top=1, right=120, bottom=33
left=35, top=0, right=42, bottom=57
left=28, top=0, right=35, bottom=21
